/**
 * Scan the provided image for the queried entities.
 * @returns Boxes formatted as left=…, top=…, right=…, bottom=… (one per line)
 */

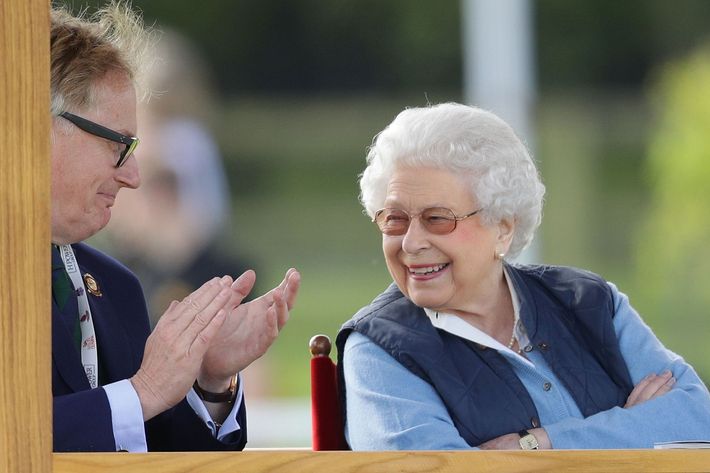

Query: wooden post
left=0, top=0, right=52, bottom=471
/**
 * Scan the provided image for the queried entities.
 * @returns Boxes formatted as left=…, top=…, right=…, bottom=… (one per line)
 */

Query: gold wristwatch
left=193, top=375, right=238, bottom=404
left=518, top=429, right=539, bottom=450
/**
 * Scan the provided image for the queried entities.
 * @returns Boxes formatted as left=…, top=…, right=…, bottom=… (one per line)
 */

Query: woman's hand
left=479, top=370, right=676, bottom=450
left=624, top=370, right=675, bottom=408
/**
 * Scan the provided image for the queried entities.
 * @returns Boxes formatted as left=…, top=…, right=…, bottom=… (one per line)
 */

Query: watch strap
left=193, top=375, right=238, bottom=403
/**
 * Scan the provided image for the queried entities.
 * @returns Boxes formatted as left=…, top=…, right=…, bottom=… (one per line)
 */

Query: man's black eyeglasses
left=59, top=111, right=139, bottom=168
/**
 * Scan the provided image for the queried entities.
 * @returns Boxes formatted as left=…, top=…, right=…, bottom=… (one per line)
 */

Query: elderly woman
left=336, top=102, right=710, bottom=450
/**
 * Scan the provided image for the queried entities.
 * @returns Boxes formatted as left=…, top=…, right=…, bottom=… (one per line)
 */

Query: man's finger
left=265, top=301, right=280, bottom=338
left=271, top=288, right=290, bottom=331
left=228, top=270, right=256, bottom=308
left=162, top=277, right=223, bottom=325
left=188, top=308, right=227, bottom=357
left=282, top=269, right=301, bottom=310
left=251, top=270, right=292, bottom=307
left=181, top=286, right=232, bottom=341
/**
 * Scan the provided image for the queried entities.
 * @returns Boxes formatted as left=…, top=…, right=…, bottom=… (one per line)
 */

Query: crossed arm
left=480, top=284, right=708, bottom=450
left=343, top=284, right=710, bottom=450
left=480, top=370, right=677, bottom=450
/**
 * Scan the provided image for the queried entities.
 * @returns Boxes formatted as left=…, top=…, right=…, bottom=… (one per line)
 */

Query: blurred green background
left=77, top=0, right=710, bottom=409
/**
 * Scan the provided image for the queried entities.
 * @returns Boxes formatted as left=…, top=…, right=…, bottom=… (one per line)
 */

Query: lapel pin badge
left=83, top=273, right=102, bottom=297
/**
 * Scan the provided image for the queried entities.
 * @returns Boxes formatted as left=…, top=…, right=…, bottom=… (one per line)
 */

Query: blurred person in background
left=99, top=29, right=250, bottom=327
left=51, top=2, right=300, bottom=452
left=337, top=102, right=710, bottom=450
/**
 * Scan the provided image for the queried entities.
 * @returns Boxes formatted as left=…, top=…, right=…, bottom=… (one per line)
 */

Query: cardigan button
left=538, top=342, right=549, bottom=351
left=531, top=417, right=540, bottom=428
left=523, top=344, right=533, bottom=353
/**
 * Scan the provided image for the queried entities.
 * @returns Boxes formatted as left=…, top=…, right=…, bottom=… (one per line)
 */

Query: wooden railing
left=53, top=450, right=710, bottom=472
left=3, top=1, right=709, bottom=472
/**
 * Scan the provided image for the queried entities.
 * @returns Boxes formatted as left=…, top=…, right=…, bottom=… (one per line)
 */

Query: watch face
left=519, top=434, right=539, bottom=450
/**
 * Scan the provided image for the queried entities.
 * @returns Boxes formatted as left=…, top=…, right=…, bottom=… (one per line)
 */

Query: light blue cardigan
left=343, top=282, right=710, bottom=450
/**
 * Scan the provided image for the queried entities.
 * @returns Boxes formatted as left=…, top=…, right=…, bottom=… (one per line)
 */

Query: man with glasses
left=50, top=3, right=300, bottom=452
left=57, top=111, right=139, bottom=168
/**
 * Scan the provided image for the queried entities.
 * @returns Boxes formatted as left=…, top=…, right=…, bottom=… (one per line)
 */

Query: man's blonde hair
left=50, top=1, right=157, bottom=115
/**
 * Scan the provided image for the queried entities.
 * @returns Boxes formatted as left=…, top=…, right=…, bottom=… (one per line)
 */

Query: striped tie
left=51, top=246, right=81, bottom=350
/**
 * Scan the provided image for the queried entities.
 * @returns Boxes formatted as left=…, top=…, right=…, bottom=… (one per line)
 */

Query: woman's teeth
left=410, top=263, right=448, bottom=275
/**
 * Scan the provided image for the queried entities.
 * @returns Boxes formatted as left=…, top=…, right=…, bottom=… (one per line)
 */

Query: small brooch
left=83, top=273, right=102, bottom=297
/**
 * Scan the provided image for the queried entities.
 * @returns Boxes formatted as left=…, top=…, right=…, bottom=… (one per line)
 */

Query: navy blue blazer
left=52, top=243, right=247, bottom=452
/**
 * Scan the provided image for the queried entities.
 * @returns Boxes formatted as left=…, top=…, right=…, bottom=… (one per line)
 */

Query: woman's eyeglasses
left=59, top=111, right=139, bottom=168
left=373, top=207, right=483, bottom=236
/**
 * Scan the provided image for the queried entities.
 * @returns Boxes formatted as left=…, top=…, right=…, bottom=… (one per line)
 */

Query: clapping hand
left=197, top=268, right=301, bottom=393
left=131, top=276, right=235, bottom=420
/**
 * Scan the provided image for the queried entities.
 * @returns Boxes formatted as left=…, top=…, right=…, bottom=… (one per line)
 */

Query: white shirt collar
left=423, top=266, right=533, bottom=366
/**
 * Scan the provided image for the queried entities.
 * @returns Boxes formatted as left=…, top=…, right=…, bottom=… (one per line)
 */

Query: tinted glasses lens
left=420, top=207, right=457, bottom=234
left=375, top=209, right=410, bottom=235
left=117, top=137, right=139, bottom=167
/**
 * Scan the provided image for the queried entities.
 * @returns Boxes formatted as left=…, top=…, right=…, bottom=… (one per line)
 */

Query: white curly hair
left=359, top=102, right=545, bottom=259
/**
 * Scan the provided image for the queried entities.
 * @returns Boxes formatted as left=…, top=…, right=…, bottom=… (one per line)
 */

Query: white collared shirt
left=422, top=267, right=534, bottom=368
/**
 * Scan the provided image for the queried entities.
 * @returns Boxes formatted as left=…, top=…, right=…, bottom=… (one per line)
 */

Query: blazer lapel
left=52, top=260, right=136, bottom=390
left=52, top=300, right=91, bottom=392
left=82, top=269, right=135, bottom=383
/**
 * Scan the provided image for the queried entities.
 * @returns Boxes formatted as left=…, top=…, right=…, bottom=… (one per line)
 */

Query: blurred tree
left=633, top=44, right=710, bottom=380
left=64, top=0, right=710, bottom=96
left=131, top=0, right=461, bottom=94
left=536, top=0, right=710, bottom=90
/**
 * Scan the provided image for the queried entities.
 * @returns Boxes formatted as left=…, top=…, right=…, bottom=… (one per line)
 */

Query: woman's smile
left=407, top=263, right=450, bottom=280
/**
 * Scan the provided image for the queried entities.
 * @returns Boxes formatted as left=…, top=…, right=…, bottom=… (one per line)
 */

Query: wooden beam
left=54, top=449, right=710, bottom=472
left=0, top=0, right=52, bottom=471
